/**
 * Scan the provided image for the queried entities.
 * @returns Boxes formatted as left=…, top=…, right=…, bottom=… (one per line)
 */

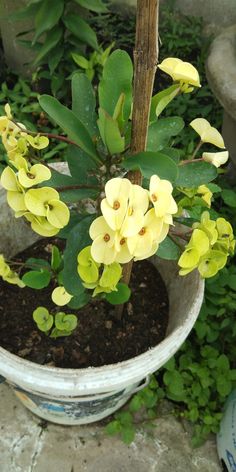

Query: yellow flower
left=26, top=135, right=49, bottom=150
left=190, top=118, right=225, bottom=148
left=197, top=185, right=212, bottom=207
left=101, top=177, right=132, bottom=231
left=51, top=287, right=72, bottom=306
left=24, top=187, right=69, bottom=229
left=158, top=58, right=200, bottom=88
left=178, top=229, right=210, bottom=275
left=114, top=234, right=133, bottom=263
left=77, top=246, right=100, bottom=284
left=0, top=166, right=27, bottom=212
left=149, top=175, right=178, bottom=220
left=16, top=157, right=51, bottom=188
left=120, top=184, right=149, bottom=237
left=202, top=151, right=229, bottom=168
left=127, top=209, right=169, bottom=261
left=89, top=216, right=118, bottom=264
left=0, top=254, right=25, bottom=287
left=24, top=213, right=60, bottom=237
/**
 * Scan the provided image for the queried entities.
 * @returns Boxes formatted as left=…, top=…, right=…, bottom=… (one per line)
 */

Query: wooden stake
left=115, top=0, right=159, bottom=319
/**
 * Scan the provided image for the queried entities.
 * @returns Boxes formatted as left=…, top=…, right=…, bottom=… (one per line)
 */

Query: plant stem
left=12, top=120, right=79, bottom=147
left=114, top=0, right=159, bottom=320
left=191, top=139, right=203, bottom=159
left=179, top=157, right=204, bottom=165
left=56, top=184, right=100, bottom=192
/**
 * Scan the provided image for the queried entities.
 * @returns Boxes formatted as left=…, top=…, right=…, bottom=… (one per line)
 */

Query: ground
left=0, top=383, right=222, bottom=472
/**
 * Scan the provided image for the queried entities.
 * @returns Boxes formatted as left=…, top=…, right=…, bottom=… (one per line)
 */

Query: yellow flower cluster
left=0, top=254, right=25, bottom=287
left=1, top=162, right=69, bottom=236
left=0, top=104, right=49, bottom=165
left=0, top=105, right=69, bottom=237
left=178, top=212, right=235, bottom=278
left=89, top=176, right=177, bottom=265
left=77, top=245, right=122, bottom=297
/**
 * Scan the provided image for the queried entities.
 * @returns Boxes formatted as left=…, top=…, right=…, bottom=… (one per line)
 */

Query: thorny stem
left=114, top=0, right=159, bottom=320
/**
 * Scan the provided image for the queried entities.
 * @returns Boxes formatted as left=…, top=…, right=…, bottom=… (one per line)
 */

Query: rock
left=206, top=25, right=236, bottom=177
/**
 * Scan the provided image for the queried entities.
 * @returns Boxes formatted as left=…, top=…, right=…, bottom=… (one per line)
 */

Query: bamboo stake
left=115, top=0, right=159, bottom=319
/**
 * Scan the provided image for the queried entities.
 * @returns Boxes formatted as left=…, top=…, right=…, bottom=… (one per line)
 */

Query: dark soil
left=0, top=239, right=169, bottom=369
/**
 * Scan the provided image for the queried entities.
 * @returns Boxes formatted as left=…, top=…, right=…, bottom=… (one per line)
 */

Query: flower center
left=27, top=172, right=35, bottom=179
left=113, top=200, right=120, bottom=210
left=120, top=237, right=126, bottom=246
left=103, top=233, right=110, bottom=242
left=139, top=227, right=146, bottom=236
left=151, top=193, right=158, bottom=202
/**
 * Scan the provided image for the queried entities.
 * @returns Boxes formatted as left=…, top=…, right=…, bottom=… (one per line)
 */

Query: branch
left=12, top=120, right=80, bottom=147
left=56, top=184, right=100, bottom=192
left=115, top=0, right=159, bottom=320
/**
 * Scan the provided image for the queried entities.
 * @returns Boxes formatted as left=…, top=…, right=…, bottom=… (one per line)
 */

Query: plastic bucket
left=0, top=188, right=204, bottom=425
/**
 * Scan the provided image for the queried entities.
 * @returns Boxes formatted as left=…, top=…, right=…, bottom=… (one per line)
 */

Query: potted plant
left=0, top=0, right=234, bottom=425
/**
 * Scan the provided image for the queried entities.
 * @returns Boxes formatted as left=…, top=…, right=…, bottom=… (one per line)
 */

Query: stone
left=0, top=0, right=35, bottom=76
left=206, top=25, right=236, bottom=174
left=0, top=383, right=222, bottom=472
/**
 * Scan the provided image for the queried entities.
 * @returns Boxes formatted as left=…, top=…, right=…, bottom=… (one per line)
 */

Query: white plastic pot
left=0, top=187, right=204, bottom=425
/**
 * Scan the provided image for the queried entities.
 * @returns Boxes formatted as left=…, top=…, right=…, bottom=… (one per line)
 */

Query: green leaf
left=105, top=420, right=121, bottom=435
left=33, top=306, right=53, bottom=332
left=106, top=283, right=131, bottom=305
left=216, top=354, right=230, bottom=372
left=68, top=292, right=90, bottom=309
left=22, top=270, right=51, bottom=289
left=55, top=312, right=77, bottom=331
left=73, top=0, right=108, bottom=12
left=48, top=46, right=64, bottom=75
left=33, top=26, right=63, bottom=65
left=66, top=145, right=98, bottom=186
left=147, top=117, right=184, bottom=152
left=39, top=95, right=99, bottom=162
left=123, top=151, right=178, bottom=182
left=97, top=108, right=125, bottom=154
left=42, top=168, right=97, bottom=202
left=176, top=161, right=217, bottom=187
left=51, top=246, right=62, bottom=271
left=221, top=189, right=236, bottom=208
left=157, top=236, right=180, bottom=260
left=161, top=147, right=180, bottom=163
left=150, top=84, right=180, bottom=121
left=164, top=371, right=185, bottom=397
left=33, top=0, right=64, bottom=44
left=63, top=14, right=98, bottom=50
left=228, top=274, right=236, bottom=290
left=50, top=328, right=72, bottom=338
left=121, top=426, right=135, bottom=445
left=25, top=258, right=50, bottom=270
left=98, top=50, right=133, bottom=123
left=71, top=73, right=98, bottom=138
left=62, top=216, right=94, bottom=296
left=129, top=395, right=143, bottom=413
left=71, top=54, right=90, bottom=70
left=216, top=375, right=232, bottom=397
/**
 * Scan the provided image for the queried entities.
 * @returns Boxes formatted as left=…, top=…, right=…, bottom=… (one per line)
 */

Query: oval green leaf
left=123, top=151, right=179, bottom=182
left=176, top=161, right=217, bottom=187
left=22, top=270, right=51, bottom=289
left=106, top=283, right=131, bottom=305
